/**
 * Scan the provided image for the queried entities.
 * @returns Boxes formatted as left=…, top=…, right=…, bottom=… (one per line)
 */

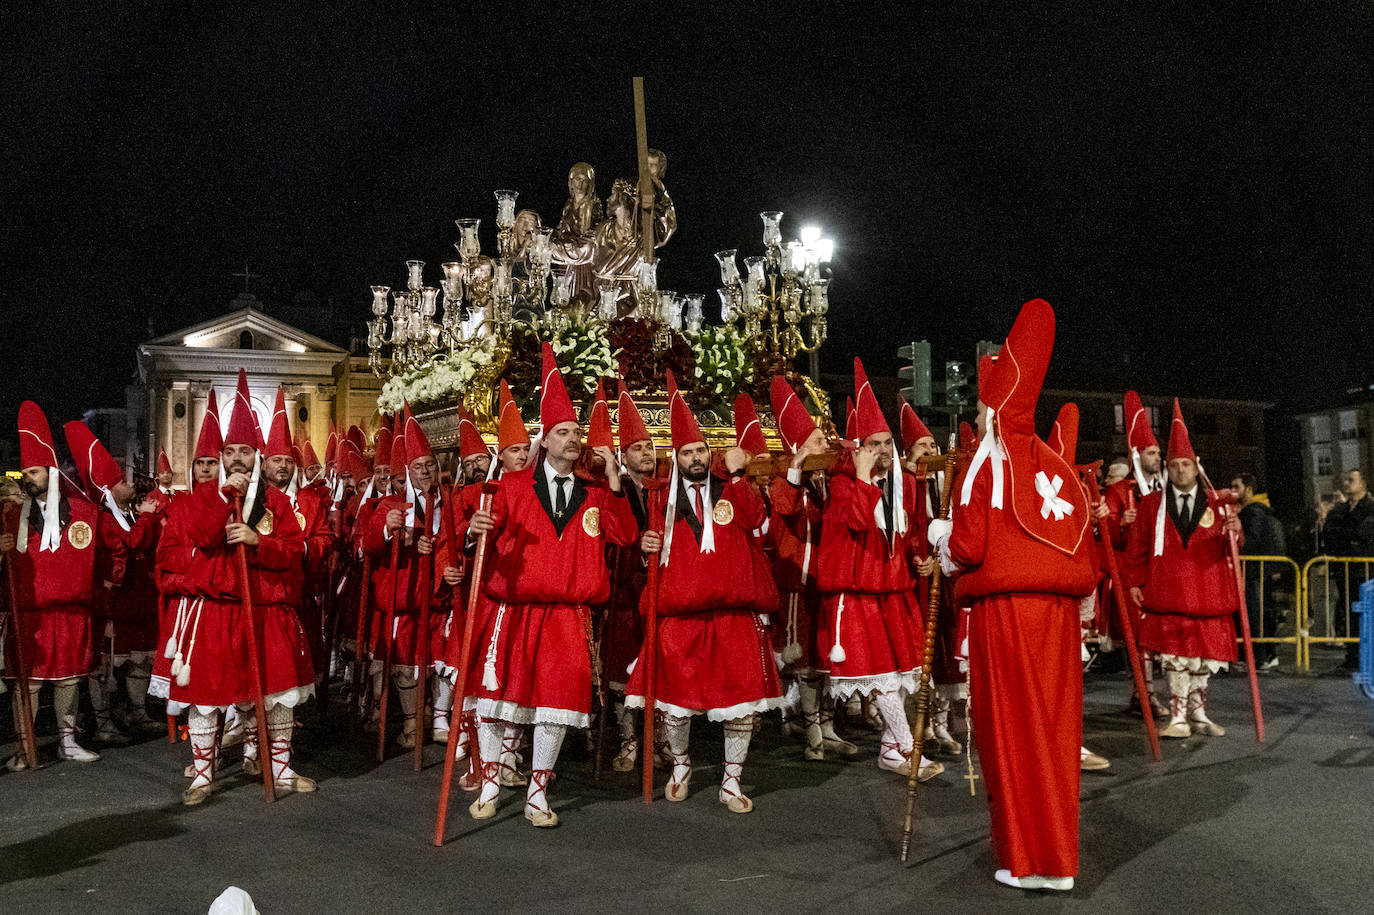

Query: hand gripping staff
left=1085, top=467, right=1161, bottom=761
left=413, top=491, right=435, bottom=772
left=641, top=480, right=668, bottom=805
left=1199, top=469, right=1265, bottom=743
left=231, top=492, right=275, bottom=803
left=2, top=502, right=40, bottom=770
left=899, top=451, right=957, bottom=863
left=433, top=482, right=497, bottom=846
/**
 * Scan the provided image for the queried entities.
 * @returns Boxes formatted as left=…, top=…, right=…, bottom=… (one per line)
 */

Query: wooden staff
left=413, top=491, right=435, bottom=772
left=377, top=526, right=404, bottom=763
left=2, top=503, right=40, bottom=770
left=161, top=590, right=179, bottom=744
left=641, top=483, right=667, bottom=805
left=348, top=553, right=373, bottom=736
left=592, top=552, right=620, bottom=780
left=317, top=549, right=340, bottom=724
left=1085, top=468, right=1161, bottom=761
left=899, top=452, right=957, bottom=863
left=231, top=492, right=275, bottom=803
left=433, top=482, right=497, bottom=847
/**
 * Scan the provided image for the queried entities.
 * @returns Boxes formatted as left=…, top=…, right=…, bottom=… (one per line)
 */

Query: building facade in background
left=1296, top=389, right=1374, bottom=511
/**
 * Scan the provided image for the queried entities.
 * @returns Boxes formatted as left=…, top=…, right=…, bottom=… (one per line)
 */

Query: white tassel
left=171, top=652, right=183, bottom=677
left=626, top=656, right=637, bottom=676
left=481, top=603, right=506, bottom=692
left=175, top=664, right=190, bottom=688
left=163, top=636, right=178, bottom=660
left=784, top=641, right=803, bottom=665
left=829, top=594, right=847, bottom=664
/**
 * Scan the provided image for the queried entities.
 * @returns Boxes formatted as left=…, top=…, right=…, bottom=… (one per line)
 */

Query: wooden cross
left=232, top=262, right=262, bottom=293
left=632, top=77, right=654, bottom=264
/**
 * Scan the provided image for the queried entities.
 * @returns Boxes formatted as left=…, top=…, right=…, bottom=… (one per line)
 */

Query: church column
left=188, top=381, right=212, bottom=478
left=283, top=383, right=305, bottom=446
left=169, top=381, right=191, bottom=478
left=314, top=384, right=337, bottom=455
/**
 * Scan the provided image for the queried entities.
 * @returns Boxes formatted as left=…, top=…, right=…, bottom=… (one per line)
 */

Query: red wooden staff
left=231, top=492, right=275, bottom=803
left=640, top=483, right=667, bottom=806
left=3, top=503, right=40, bottom=770
left=433, top=482, right=497, bottom=847
left=348, top=552, right=373, bottom=736
left=1085, top=468, right=1161, bottom=761
left=592, top=558, right=619, bottom=781
left=413, top=491, right=435, bottom=772
left=377, top=513, right=408, bottom=763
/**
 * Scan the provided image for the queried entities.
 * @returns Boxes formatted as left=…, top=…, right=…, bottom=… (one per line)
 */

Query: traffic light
left=945, top=360, right=970, bottom=410
left=976, top=340, right=1002, bottom=374
left=898, top=340, right=931, bottom=406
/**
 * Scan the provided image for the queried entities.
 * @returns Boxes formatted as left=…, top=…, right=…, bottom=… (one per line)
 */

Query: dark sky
left=4, top=2, right=1373, bottom=452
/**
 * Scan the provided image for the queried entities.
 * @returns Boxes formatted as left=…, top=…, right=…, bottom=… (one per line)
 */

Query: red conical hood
left=1048, top=403, right=1079, bottom=465
left=667, top=370, right=704, bottom=451
left=18, top=401, right=58, bottom=470
left=373, top=416, right=394, bottom=467
left=977, top=354, right=998, bottom=399
left=1124, top=390, right=1158, bottom=453
left=496, top=380, right=530, bottom=452
left=457, top=403, right=487, bottom=460
left=402, top=401, right=432, bottom=467
left=979, top=299, right=1054, bottom=437
left=539, top=342, right=577, bottom=430
left=844, top=396, right=856, bottom=442
left=346, top=425, right=366, bottom=456
left=769, top=375, right=817, bottom=453
left=324, top=421, right=338, bottom=466
left=265, top=386, right=292, bottom=458
left=586, top=380, right=613, bottom=451
left=64, top=420, right=122, bottom=495
left=224, top=369, right=260, bottom=450
left=301, top=440, right=320, bottom=468
left=157, top=448, right=172, bottom=475
left=194, top=388, right=223, bottom=460
left=851, top=358, right=888, bottom=442
left=1166, top=398, right=1196, bottom=462
left=899, top=401, right=932, bottom=451
left=616, top=379, right=651, bottom=451
left=734, top=392, right=766, bottom=454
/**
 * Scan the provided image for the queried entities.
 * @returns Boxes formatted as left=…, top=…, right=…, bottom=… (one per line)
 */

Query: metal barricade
left=1238, top=555, right=1303, bottom=670
left=1300, top=556, right=1374, bottom=673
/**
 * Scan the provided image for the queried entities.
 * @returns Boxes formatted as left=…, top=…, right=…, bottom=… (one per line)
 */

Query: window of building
left=1113, top=403, right=1160, bottom=434
left=1317, top=452, right=1332, bottom=475
left=239, top=330, right=254, bottom=349
left=1309, top=415, right=1331, bottom=444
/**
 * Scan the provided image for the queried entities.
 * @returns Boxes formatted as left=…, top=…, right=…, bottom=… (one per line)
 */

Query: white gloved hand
left=927, top=518, right=953, bottom=548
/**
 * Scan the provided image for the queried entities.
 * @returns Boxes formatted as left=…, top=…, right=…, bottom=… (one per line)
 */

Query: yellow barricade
left=1300, top=556, right=1374, bottom=672
left=1238, top=555, right=1304, bottom=670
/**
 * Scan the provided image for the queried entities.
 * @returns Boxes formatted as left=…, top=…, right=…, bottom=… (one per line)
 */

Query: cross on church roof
left=232, top=262, right=263, bottom=293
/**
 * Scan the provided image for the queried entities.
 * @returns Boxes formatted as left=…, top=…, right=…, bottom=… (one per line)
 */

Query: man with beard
left=465, top=344, right=637, bottom=827
left=364, top=404, right=454, bottom=752
left=65, top=420, right=165, bottom=743
left=172, top=370, right=315, bottom=805
left=2, top=401, right=103, bottom=768
left=262, top=387, right=335, bottom=680
left=626, top=377, right=782, bottom=813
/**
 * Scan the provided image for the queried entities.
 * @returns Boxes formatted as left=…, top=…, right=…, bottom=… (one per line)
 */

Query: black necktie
left=1180, top=493, right=1191, bottom=520
left=555, top=476, right=569, bottom=516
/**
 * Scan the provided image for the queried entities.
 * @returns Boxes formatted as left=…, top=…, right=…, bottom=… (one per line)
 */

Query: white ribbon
left=1035, top=471, right=1074, bottom=521
left=660, top=453, right=716, bottom=567
left=959, top=408, right=1004, bottom=509
left=103, top=488, right=132, bottom=532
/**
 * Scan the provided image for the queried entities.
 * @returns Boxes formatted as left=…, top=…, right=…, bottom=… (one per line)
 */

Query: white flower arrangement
left=376, top=338, right=497, bottom=414
left=688, top=324, right=753, bottom=400
left=551, top=319, right=618, bottom=394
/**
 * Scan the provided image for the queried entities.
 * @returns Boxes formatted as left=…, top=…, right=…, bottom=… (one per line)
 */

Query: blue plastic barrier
left=1355, top=580, right=1374, bottom=700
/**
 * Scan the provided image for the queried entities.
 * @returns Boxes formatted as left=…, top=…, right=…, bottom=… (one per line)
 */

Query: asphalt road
left=1, top=671, right=1370, bottom=914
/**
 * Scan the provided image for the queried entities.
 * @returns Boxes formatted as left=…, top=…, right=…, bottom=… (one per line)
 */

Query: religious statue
left=591, top=155, right=677, bottom=316
left=551, top=162, right=602, bottom=296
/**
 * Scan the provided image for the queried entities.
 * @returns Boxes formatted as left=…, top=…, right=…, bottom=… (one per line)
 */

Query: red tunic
left=767, top=472, right=825, bottom=671
left=947, top=458, right=1095, bottom=879
left=599, top=479, right=649, bottom=690
left=624, top=475, right=781, bottom=719
left=469, top=463, right=637, bottom=727
left=815, top=470, right=924, bottom=695
left=152, top=486, right=205, bottom=701
left=166, top=482, right=314, bottom=709
left=362, top=491, right=452, bottom=671
left=2, top=497, right=100, bottom=681
left=98, top=507, right=162, bottom=656
left=1124, top=487, right=1240, bottom=662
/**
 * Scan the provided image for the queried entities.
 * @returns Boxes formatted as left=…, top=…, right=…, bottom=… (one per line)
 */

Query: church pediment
left=144, top=301, right=346, bottom=354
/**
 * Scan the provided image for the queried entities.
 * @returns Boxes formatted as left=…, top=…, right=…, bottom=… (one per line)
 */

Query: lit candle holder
left=420, top=286, right=440, bottom=317
left=494, top=190, right=519, bottom=229
left=636, top=258, right=659, bottom=297
left=717, top=288, right=733, bottom=323
left=551, top=271, right=574, bottom=308
left=714, top=249, right=740, bottom=286
left=455, top=218, right=481, bottom=260
left=683, top=293, right=704, bottom=333
left=598, top=284, right=619, bottom=321
left=371, top=285, right=391, bottom=316
left=744, top=256, right=766, bottom=288
left=406, top=259, right=425, bottom=291
left=760, top=211, right=784, bottom=249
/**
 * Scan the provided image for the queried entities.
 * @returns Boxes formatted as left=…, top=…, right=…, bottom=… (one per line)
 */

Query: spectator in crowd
left=1313, top=491, right=1342, bottom=553
left=1320, top=471, right=1374, bottom=557
left=1230, top=473, right=1285, bottom=670
left=1104, top=454, right=1131, bottom=487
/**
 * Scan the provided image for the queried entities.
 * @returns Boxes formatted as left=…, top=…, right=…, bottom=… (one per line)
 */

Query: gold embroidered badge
left=1199, top=507, right=1215, bottom=529
left=582, top=506, right=601, bottom=537
left=712, top=499, right=735, bottom=525
left=294, top=510, right=307, bottom=531
left=255, top=509, right=275, bottom=536
left=67, top=520, right=93, bottom=550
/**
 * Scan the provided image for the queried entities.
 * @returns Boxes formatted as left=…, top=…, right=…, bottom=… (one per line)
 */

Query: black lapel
left=627, top=480, right=648, bottom=530
left=1167, top=485, right=1202, bottom=547
left=533, top=461, right=556, bottom=527
left=560, top=477, right=587, bottom=537
left=677, top=478, right=704, bottom=544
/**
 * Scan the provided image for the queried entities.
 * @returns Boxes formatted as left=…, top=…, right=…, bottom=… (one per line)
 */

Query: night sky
left=5, top=3, right=1372, bottom=457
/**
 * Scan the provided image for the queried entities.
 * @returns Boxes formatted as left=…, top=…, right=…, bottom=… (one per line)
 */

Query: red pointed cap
left=291, top=444, right=303, bottom=466
left=539, top=342, right=577, bottom=430
left=844, top=396, right=856, bottom=441
left=374, top=416, right=394, bottom=467
left=667, top=370, right=704, bottom=451
left=616, top=379, right=651, bottom=450
left=224, top=370, right=260, bottom=450
left=1124, top=390, right=1158, bottom=453
left=977, top=354, right=998, bottom=397
left=346, top=425, right=366, bottom=456
left=586, top=380, right=614, bottom=450
left=979, top=299, right=1055, bottom=436
left=456, top=403, right=487, bottom=460
left=1166, top=398, right=1196, bottom=462
left=64, top=420, right=122, bottom=494
left=851, top=358, right=888, bottom=442
left=157, top=448, right=172, bottom=474
left=497, top=380, right=530, bottom=452
left=265, top=386, right=292, bottom=458
left=769, top=375, right=817, bottom=453
left=734, top=393, right=766, bottom=454
left=302, top=440, right=320, bottom=468
left=342, top=441, right=368, bottom=479
left=400, top=402, right=432, bottom=466
left=324, top=421, right=338, bottom=466
left=194, top=389, right=223, bottom=460
left=1048, top=403, right=1079, bottom=464
left=899, top=401, right=932, bottom=451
